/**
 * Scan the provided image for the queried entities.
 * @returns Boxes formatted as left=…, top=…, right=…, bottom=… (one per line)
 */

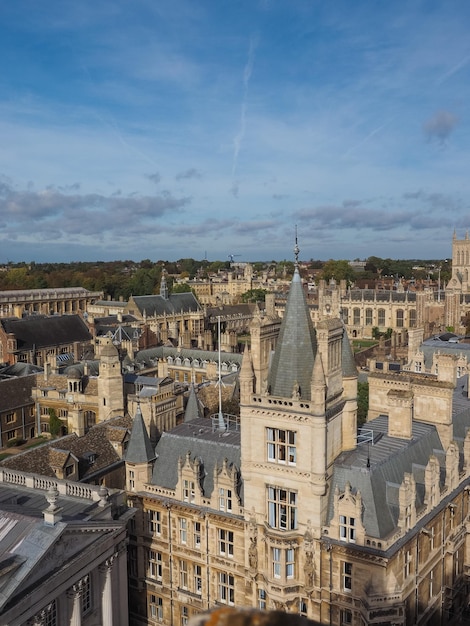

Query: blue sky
left=1, top=1, right=469, bottom=263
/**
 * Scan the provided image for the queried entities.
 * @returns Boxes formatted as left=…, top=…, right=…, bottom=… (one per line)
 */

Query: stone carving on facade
left=248, top=536, right=258, bottom=572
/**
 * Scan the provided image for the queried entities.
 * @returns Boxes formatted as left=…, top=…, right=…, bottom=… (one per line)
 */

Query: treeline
left=0, top=259, right=230, bottom=301
left=0, top=256, right=451, bottom=301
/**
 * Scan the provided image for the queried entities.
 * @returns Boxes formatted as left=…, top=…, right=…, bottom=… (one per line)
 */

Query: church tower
left=240, top=239, right=358, bottom=608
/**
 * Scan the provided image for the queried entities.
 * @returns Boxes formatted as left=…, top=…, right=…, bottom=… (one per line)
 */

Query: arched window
left=353, top=308, right=361, bottom=325
left=409, top=309, right=416, bottom=328
left=365, top=309, right=373, bottom=325
left=396, top=309, right=404, bottom=328
left=378, top=309, right=385, bottom=326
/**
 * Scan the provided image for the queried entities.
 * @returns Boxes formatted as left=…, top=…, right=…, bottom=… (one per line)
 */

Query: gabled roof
left=267, top=268, right=317, bottom=400
left=130, top=292, right=201, bottom=317
left=0, top=416, right=132, bottom=479
left=328, top=415, right=443, bottom=539
left=0, top=375, right=36, bottom=411
left=151, top=417, right=241, bottom=499
left=0, top=315, right=91, bottom=351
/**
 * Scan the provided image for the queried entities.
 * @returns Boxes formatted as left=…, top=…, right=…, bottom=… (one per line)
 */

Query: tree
left=241, top=288, right=268, bottom=303
left=357, top=382, right=369, bottom=429
left=48, top=408, right=63, bottom=438
left=320, top=260, right=356, bottom=284
left=172, top=283, right=192, bottom=293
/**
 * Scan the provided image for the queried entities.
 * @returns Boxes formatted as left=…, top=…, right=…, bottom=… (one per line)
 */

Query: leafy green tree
left=172, top=283, right=192, bottom=293
left=320, top=260, right=356, bottom=284
left=241, top=288, right=268, bottom=303
left=48, top=408, right=63, bottom=438
left=357, top=382, right=369, bottom=429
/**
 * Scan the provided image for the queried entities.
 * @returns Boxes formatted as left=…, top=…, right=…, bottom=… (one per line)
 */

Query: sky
left=1, top=1, right=470, bottom=264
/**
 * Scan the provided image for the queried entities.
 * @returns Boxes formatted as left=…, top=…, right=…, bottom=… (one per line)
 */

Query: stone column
left=68, top=576, right=88, bottom=626
left=100, top=555, right=116, bottom=625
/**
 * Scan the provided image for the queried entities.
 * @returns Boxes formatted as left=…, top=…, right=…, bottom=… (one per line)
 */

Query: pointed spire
left=184, top=384, right=203, bottom=423
left=126, top=405, right=156, bottom=464
left=239, top=345, right=254, bottom=403
left=160, top=267, right=169, bottom=300
left=267, top=236, right=317, bottom=400
left=310, top=351, right=326, bottom=412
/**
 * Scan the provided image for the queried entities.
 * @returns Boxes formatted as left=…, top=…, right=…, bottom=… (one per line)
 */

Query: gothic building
left=125, top=243, right=470, bottom=625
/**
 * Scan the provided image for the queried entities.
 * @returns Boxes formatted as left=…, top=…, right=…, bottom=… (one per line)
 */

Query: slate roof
left=151, top=417, right=241, bottom=499
left=328, top=415, right=444, bottom=539
left=130, top=292, right=201, bottom=316
left=0, top=315, right=92, bottom=351
left=420, top=337, right=470, bottom=370
left=184, top=384, right=204, bottom=422
left=126, top=407, right=156, bottom=464
left=135, top=346, right=243, bottom=368
left=267, top=268, right=317, bottom=400
left=0, top=416, right=132, bottom=479
left=0, top=375, right=36, bottom=411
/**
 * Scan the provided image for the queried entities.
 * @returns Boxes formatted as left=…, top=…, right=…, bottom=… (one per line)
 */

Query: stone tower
left=97, top=337, right=124, bottom=421
left=240, top=244, right=358, bottom=555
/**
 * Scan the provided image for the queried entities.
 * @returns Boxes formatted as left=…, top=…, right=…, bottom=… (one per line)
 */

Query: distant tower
left=97, top=337, right=124, bottom=421
left=160, top=268, right=169, bottom=300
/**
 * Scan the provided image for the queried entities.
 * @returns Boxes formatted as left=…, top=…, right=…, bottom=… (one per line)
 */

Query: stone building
left=32, top=337, right=124, bottom=436
left=0, top=372, right=37, bottom=447
left=0, top=314, right=93, bottom=366
left=122, top=272, right=205, bottom=349
left=0, top=468, right=132, bottom=625
left=0, top=286, right=103, bottom=318
left=124, top=247, right=470, bottom=626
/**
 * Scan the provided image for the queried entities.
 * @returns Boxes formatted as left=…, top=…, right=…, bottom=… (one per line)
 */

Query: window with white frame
left=218, top=528, right=234, bottom=557
left=342, top=562, right=352, bottom=592
left=339, top=515, right=356, bottom=543
left=286, top=547, right=295, bottom=578
left=147, top=509, right=161, bottom=535
left=181, top=606, right=188, bottom=626
left=299, top=599, right=308, bottom=617
left=266, top=428, right=296, bottom=465
left=272, top=547, right=295, bottom=580
left=179, top=560, right=188, bottom=589
left=179, top=518, right=187, bottom=544
left=183, top=480, right=195, bottom=503
left=218, top=572, right=235, bottom=605
left=267, top=486, right=298, bottom=530
left=272, top=547, right=282, bottom=578
left=258, top=589, right=267, bottom=610
left=128, top=469, right=135, bottom=490
left=365, top=308, right=373, bottom=325
left=340, top=609, right=352, bottom=625
left=148, top=550, right=163, bottom=581
left=149, top=594, right=163, bottom=621
left=219, top=487, right=233, bottom=512
left=194, top=564, right=202, bottom=595
left=193, top=521, right=201, bottom=548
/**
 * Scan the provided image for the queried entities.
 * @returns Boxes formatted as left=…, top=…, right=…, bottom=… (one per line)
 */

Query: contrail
left=231, top=35, right=258, bottom=180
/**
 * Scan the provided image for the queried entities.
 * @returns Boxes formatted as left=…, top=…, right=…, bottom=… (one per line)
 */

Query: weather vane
left=294, top=224, right=299, bottom=267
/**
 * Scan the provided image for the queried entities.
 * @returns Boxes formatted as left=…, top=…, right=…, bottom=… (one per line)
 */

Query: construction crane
left=228, top=254, right=241, bottom=263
